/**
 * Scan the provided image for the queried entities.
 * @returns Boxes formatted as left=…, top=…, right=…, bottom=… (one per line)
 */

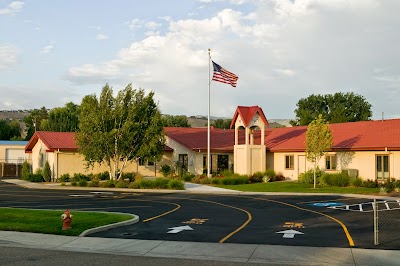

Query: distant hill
left=187, top=116, right=291, bottom=128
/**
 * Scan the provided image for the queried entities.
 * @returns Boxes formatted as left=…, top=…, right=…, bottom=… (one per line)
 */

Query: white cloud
left=40, top=44, right=54, bottom=54
left=0, top=44, right=19, bottom=69
left=145, top=21, right=161, bottom=30
left=0, top=1, right=24, bottom=15
left=66, top=1, right=400, bottom=119
left=96, top=33, right=109, bottom=41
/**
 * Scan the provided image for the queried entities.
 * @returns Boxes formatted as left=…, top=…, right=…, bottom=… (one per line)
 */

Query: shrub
left=134, top=174, right=143, bottom=182
left=381, top=178, right=396, bottom=193
left=21, top=161, right=31, bottom=180
left=154, top=178, right=169, bottom=189
left=250, top=172, right=264, bottom=183
left=211, top=177, right=222, bottom=184
left=350, top=177, right=363, bottom=187
left=58, top=173, right=70, bottom=183
left=87, top=179, right=99, bottom=187
left=199, top=177, right=211, bottom=184
left=298, top=168, right=322, bottom=184
left=320, top=172, right=350, bottom=187
left=265, top=169, right=276, bottom=178
left=192, top=175, right=208, bottom=184
left=73, top=173, right=89, bottom=182
left=128, top=181, right=140, bottom=189
left=182, top=172, right=195, bottom=182
left=34, top=168, right=43, bottom=176
left=220, top=169, right=235, bottom=178
left=221, top=176, right=249, bottom=185
left=160, top=164, right=172, bottom=177
left=363, top=179, right=379, bottom=188
left=71, top=181, right=77, bottom=186
left=43, top=161, right=51, bottom=182
left=121, top=172, right=135, bottom=182
left=25, top=173, right=44, bottom=182
left=138, top=179, right=154, bottom=189
left=274, top=174, right=286, bottom=181
left=101, top=180, right=115, bottom=188
left=168, top=179, right=185, bottom=190
left=97, top=171, right=110, bottom=180
left=116, top=180, right=128, bottom=188
left=78, top=179, right=87, bottom=187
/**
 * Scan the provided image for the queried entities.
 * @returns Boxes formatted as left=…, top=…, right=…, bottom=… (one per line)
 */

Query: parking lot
left=0, top=181, right=398, bottom=249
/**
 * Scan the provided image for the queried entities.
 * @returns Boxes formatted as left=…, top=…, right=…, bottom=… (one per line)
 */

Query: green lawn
left=215, top=181, right=381, bottom=194
left=0, top=208, right=132, bottom=236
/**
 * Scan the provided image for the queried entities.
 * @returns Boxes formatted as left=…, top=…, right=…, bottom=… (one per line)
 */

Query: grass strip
left=0, top=208, right=132, bottom=236
left=215, top=181, right=381, bottom=194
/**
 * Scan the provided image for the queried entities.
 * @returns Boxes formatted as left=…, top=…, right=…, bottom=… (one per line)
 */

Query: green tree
left=291, top=92, right=372, bottom=126
left=76, top=84, right=165, bottom=180
left=23, top=107, right=48, bottom=140
left=161, top=115, right=191, bottom=127
left=0, top=119, right=21, bottom=140
left=211, top=119, right=232, bottom=129
left=41, top=102, right=80, bottom=132
left=305, top=114, right=333, bottom=189
left=43, top=161, right=52, bottom=182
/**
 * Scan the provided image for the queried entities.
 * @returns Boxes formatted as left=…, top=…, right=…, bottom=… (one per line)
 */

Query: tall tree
left=0, top=119, right=21, bottom=140
left=23, top=107, right=48, bottom=140
left=291, top=92, right=372, bottom=126
left=75, top=84, right=165, bottom=180
left=211, top=119, right=232, bottom=129
left=41, top=102, right=80, bottom=132
left=161, top=115, right=191, bottom=127
left=305, top=114, right=333, bottom=189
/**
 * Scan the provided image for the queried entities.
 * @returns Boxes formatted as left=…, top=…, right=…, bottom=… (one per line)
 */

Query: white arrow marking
left=167, top=225, right=194, bottom=234
left=276, top=229, right=304, bottom=239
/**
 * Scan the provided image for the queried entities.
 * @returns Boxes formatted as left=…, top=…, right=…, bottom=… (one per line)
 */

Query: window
left=203, top=154, right=230, bottom=174
left=178, top=154, right=188, bottom=170
left=285, top=155, right=294, bottom=170
left=376, top=155, right=389, bottom=180
left=325, top=155, right=337, bottom=170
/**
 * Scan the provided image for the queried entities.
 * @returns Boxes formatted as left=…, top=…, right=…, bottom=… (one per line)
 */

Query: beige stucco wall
left=270, top=150, right=400, bottom=181
left=165, top=137, right=233, bottom=175
left=0, top=143, right=30, bottom=163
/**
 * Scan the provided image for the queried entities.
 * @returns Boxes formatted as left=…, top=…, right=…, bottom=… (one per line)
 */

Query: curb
left=79, top=212, right=140, bottom=237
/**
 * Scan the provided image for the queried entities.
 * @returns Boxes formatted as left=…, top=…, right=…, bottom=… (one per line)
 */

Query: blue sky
left=1, top=0, right=400, bottom=120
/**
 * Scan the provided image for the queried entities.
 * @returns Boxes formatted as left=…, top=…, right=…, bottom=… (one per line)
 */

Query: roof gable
left=25, top=131, right=78, bottom=152
left=230, top=106, right=269, bottom=128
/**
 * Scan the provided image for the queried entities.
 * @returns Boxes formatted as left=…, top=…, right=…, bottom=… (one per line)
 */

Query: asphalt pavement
left=1, top=179, right=400, bottom=265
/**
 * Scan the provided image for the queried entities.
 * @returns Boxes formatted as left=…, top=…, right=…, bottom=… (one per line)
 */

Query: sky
left=1, top=0, right=400, bottom=120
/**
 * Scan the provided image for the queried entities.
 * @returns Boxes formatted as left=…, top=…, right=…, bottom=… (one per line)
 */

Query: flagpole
left=207, top=48, right=211, bottom=178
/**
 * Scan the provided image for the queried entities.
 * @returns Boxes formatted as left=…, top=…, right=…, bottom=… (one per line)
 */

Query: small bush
left=43, top=161, right=51, bottom=182
left=87, top=179, right=99, bottom=187
left=221, top=176, right=249, bottom=185
left=274, top=174, right=286, bottom=182
left=350, top=177, right=363, bottom=187
left=78, top=179, right=88, bottom=187
left=265, top=169, right=276, bottom=178
left=73, top=173, right=89, bottom=182
left=211, top=177, right=222, bottom=184
left=121, top=172, right=135, bottom=182
left=101, top=180, right=115, bottom=188
left=97, top=171, right=110, bottom=180
left=199, top=177, right=211, bottom=184
left=71, top=181, right=77, bottom=186
left=60, top=182, right=65, bottom=186
left=250, top=172, right=264, bottom=183
left=160, top=164, right=172, bottom=177
left=58, top=173, right=70, bottom=183
left=381, top=178, right=396, bottom=193
left=25, top=173, right=44, bottom=182
left=154, top=178, right=169, bottom=189
left=192, top=175, right=207, bottom=184
left=298, top=168, right=322, bottom=184
left=138, top=179, right=154, bottom=189
left=134, top=174, right=143, bottom=182
left=220, top=170, right=235, bottom=178
left=128, top=181, right=140, bottom=189
left=182, top=172, right=195, bottom=182
left=116, top=180, right=128, bottom=188
left=21, top=161, right=31, bottom=180
left=320, top=172, right=349, bottom=187
left=363, top=179, right=379, bottom=188
left=168, top=179, right=185, bottom=190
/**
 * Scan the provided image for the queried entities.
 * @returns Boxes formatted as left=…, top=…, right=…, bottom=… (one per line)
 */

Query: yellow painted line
left=242, top=196, right=354, bottom=247
left=142, top=202, right=181, bottom=222
left=179, top=198, right=252, bottom=243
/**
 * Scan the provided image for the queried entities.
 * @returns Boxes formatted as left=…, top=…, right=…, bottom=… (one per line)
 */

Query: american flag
left=212, top=61, right=238, bottom=87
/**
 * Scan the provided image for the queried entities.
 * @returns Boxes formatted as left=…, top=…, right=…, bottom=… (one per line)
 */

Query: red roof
left=25, top=131, right=78, bottom=153
left=230, top=106, right=269, bottom=129
left=25, top=131, right=174, bottom=153
left=265, top=119, right=400, bottom=152
left=166, top=118, right=400, bottom=152
left=164, top=127, right=236, bottom=152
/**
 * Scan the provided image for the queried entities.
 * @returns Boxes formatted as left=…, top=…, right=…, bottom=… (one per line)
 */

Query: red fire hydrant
left=61, top=210, right=73, bottom=230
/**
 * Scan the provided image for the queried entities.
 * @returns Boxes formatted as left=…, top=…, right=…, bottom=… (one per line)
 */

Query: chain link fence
left=374, top=199, right=400, bottom=246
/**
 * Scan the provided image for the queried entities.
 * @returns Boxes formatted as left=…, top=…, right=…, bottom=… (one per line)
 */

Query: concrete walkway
left=2, top=179, right=400, bottom=264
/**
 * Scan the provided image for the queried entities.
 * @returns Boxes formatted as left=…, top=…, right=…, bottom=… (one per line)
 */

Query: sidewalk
left=2, top=179, right=400, bottom=265
left=1, top=230, right=400, bottom=265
